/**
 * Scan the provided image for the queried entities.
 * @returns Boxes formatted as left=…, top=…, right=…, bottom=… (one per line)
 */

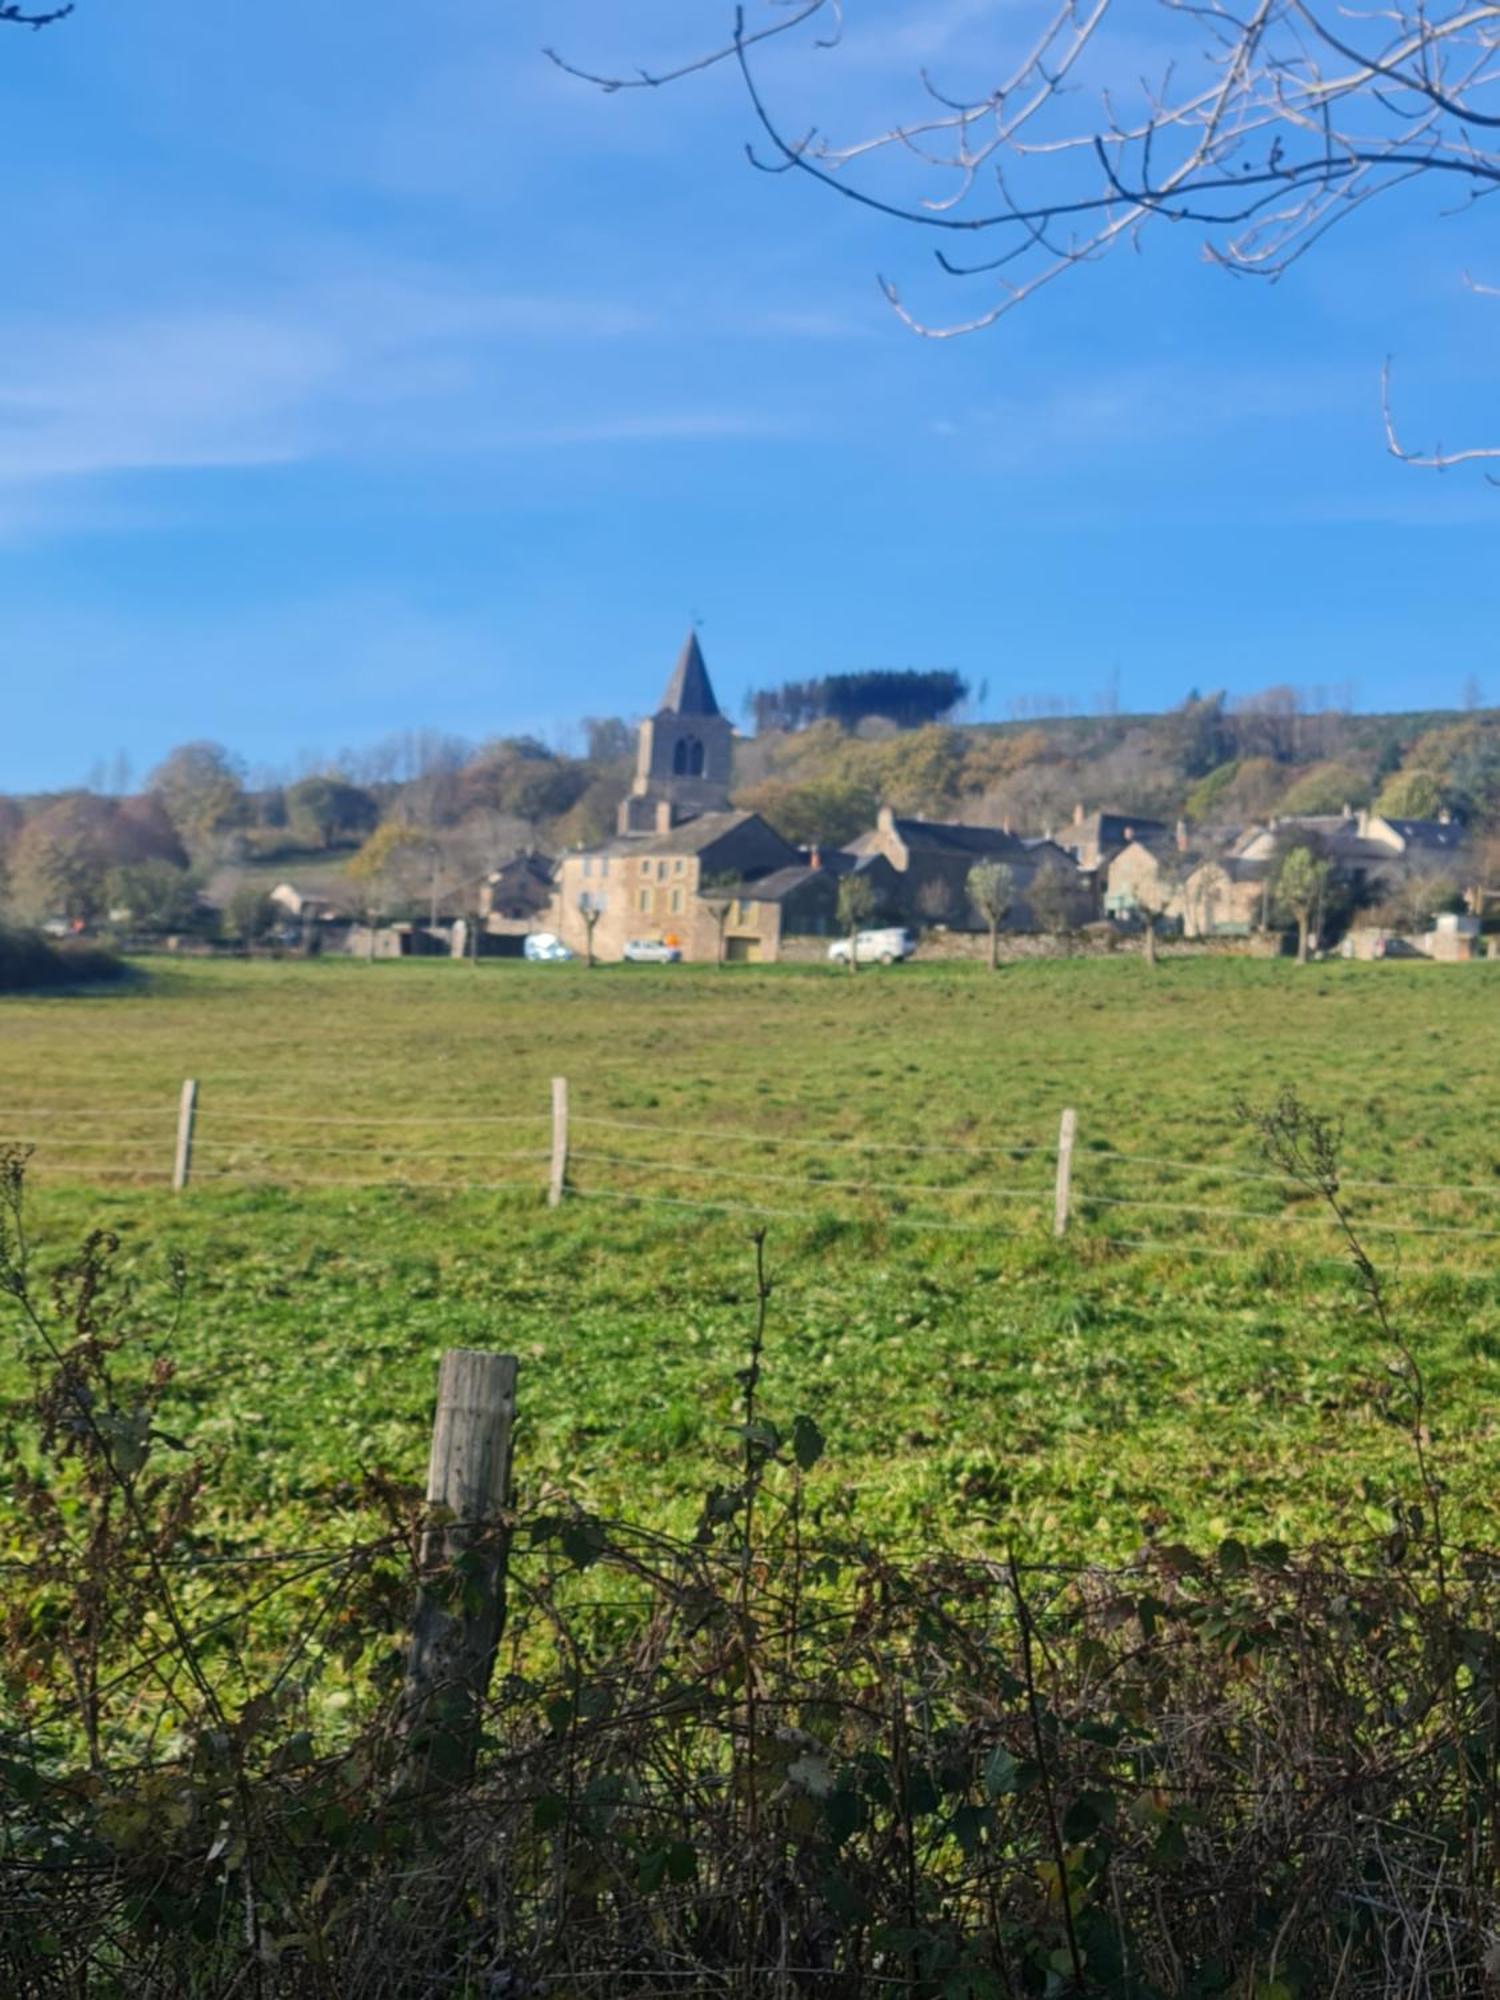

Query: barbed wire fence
left=4, top=1075, right=1499, bottom=1281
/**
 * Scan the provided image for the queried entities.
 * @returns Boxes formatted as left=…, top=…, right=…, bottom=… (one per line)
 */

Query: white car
left=622, top=937, right=682, bottom=964
left=523, top=931, right=575, bottom=962
left=827, top=926, right=917, bottom=966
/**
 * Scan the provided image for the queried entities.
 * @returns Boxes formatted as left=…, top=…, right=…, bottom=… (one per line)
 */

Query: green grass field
left=3, top=954, right=1499, bottom=1564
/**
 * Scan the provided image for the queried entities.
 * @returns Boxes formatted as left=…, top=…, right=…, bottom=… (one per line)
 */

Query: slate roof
left=1383, top=815, right=1464, bottom=855
left=659, top=630, right=721, bottom=718
left=724, top=865, right=830, bottom=904
left=884, top=817, right=1033, bottom=859
left=584, top=810, right=796, bottom=863
left=1064, top=810, right=1169, bottom=852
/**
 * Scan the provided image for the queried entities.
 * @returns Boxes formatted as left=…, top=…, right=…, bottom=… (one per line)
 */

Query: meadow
left=3, top=952, right=1499, bottom=1564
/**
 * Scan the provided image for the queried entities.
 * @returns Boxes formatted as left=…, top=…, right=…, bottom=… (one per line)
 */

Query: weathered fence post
left=400, top=1348, right=518, bottom=1791
left=172, top=1079, right=198, bottom=1192
left=1053, top=1107, right=1077, bottom=1238
left=548, top=1074, right=569, bottom=1208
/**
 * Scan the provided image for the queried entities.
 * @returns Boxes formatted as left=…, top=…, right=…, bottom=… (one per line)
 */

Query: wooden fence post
left=1053, top=1107, right=1077, bottom=1238
left=400, top=1348, right=518, bottom=1791
left=548, top=1075, right=569, bottom=1208
left=172, top=1079, right=197, bottom=1193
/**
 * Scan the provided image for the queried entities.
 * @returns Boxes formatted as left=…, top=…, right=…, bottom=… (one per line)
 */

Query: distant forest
left=745, top=669, right=969, bottom=734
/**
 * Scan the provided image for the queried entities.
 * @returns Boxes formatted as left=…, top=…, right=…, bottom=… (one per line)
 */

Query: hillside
left=3, top=695, right=1498, bottom=933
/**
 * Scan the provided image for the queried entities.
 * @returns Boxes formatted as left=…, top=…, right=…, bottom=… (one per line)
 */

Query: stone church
left=616, top=631, right=735, bottom=833
left=547, top=633, right=852, bottom=962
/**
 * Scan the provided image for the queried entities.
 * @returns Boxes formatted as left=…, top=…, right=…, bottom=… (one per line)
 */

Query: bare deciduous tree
left=1, top=5, right=73, bottom=24
left=557, top=1, right=1500, bottom=466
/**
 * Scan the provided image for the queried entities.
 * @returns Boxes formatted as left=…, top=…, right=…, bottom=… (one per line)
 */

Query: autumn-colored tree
left=148, top=743, right=248, bottom=858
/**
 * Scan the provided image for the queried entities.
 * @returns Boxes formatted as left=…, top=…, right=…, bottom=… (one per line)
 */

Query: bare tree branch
left=0, top=3, right=73, bottom=24
left=559, top=0, right=1500, bottom=461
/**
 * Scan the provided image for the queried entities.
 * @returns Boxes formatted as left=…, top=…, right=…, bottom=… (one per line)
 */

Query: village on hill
left=4, top=633, right=1498, bottom=970
left=238, top=637, right=1498, bottom=966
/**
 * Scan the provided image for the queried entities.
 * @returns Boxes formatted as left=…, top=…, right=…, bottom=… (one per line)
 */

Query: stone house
left=845, top=807, right=1070, bottom=929
left=1055, top=806, right=1171, bottom=873
left=1233, top=808, right=1465, bottom=892
left=1104, top=838, right=1193, bottom=922
left=552, top=808, right=805, bottom=961
left=1178, top=856, right=1272, bottom=938
left=479, top=851, right=556, bottom=934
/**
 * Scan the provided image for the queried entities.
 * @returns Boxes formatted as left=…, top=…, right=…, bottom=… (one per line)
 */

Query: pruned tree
left=576, top=893, right=603, bottom=969
left=966, top=858, right=1015, bottom=970
left=558, top=1, right=1500, bottom=468
left=1137, top=849, right=1186, bottom=969
left=698, top=870, right=739, bottom=967
left=835, top=870, right=876, bottom=973
left=1276, top=844, right=1332, bottom=963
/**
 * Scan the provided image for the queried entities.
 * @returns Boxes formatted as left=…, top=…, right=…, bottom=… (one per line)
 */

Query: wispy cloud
left=0, top=272, right=801, bottom=496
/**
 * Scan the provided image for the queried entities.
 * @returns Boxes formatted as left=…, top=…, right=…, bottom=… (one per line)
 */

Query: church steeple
left=659, top=630, right=720, bottom=718
left=618, top=630, right=735, bottom=834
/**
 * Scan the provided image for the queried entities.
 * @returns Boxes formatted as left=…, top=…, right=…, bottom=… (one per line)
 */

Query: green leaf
left=984, top=1744, right=1021, bottom=1797
left=666, top=1839, right=697, bottom=1883
left=792, top=1414, right=826, bottom=1471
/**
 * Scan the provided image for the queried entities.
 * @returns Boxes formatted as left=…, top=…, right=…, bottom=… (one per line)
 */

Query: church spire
left=659, top=629, right=720, bottom=718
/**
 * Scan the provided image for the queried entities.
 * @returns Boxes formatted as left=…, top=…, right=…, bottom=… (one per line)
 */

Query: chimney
left=1357, top=808, right=1370, bottom=837
left=655, top=800, right=674, bottom=834
left=877, top=804, right=895, bottom=835
left=1073, top=801, right=1085, bottom=826
left=808, top=845, right=822, bottom=870
left=1175, top=817, right=1188, bottom=853
left=1341, top=801, right=1353, bottom=822
left=1001, top=814, right=1012, bottom=836
left=1438, top=806, right=1452, bottom=826
left=1123, top=825, right=1134, bottom=844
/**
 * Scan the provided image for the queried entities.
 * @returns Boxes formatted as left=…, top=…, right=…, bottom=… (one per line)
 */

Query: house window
left=600, top=857, right=609, bottom=878
left=732, top=899, right=758, bottom=926
left=640, top=858, right=651, bottom=876
left=673, top=858, right=684, bottom=874
left=669, top=888, right=684, bottom=914
left=582, top=857, right=594, bottom=879
left=657, top=859, right=668, bottom=880
left=638, top=888, right=652, bottom=914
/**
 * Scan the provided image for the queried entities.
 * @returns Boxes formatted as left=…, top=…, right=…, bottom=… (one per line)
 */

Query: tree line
left=745, top=668, right=970, bottom=735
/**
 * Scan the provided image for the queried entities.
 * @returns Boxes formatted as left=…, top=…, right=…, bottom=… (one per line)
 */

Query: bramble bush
left=3, top=1117, right=1500, bottom=1998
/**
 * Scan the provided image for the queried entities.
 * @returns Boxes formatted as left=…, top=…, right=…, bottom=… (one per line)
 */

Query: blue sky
left=1, top=0, right=1497, bottom=791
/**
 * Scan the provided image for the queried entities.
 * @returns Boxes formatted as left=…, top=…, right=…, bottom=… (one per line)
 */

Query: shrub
left=0, top=926, right=124, bottom=992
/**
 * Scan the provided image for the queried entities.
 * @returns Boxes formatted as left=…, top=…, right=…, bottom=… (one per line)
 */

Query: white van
left=827, top=927, right=917, bottom=966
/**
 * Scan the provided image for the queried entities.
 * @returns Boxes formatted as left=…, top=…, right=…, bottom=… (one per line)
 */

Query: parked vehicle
left=523, top=931, right=575, bottom=962
left=622, top=937, right=682, bottom=964
left=827, top=927, right=917, bottom=966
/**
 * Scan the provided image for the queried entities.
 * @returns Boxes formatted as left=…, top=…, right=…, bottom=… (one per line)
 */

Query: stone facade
left=617, top=631, right=735, bottom=835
